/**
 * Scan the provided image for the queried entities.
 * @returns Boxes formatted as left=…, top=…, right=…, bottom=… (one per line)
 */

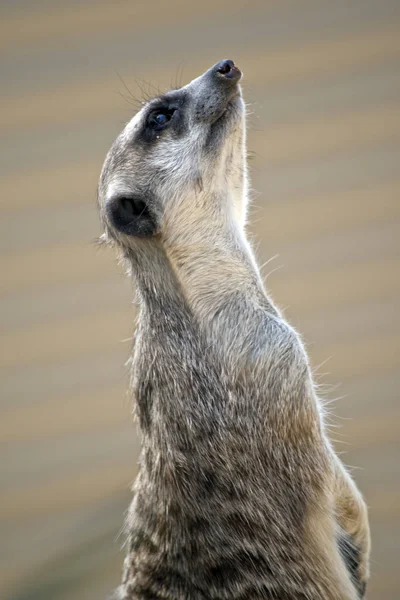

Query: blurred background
left=1, top=0, right=399, bottom=598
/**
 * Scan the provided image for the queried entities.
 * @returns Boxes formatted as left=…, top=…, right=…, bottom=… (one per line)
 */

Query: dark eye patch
left=136, top=91, right=188, bottom=144
left=147, top=108, right=176, bottom=131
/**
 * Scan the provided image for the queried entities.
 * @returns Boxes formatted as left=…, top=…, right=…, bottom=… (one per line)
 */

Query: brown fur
left=97, top=61, right=370, bottom=599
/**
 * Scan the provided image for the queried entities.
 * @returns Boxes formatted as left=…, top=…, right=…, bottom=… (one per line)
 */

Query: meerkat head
left=98, top=60, right=248, bottom=250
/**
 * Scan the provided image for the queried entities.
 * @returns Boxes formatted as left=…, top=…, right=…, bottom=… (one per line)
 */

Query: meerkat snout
left=215, top=58, right=242, bottom=82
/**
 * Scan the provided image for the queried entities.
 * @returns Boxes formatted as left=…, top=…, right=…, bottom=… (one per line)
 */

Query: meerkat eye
left=154, top=113, right=168, bottom=126
left=148, top=108, right=176, bottom=131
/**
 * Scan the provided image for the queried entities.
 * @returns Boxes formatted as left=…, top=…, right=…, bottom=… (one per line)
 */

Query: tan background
left=1, top=1, right=399, bottom=598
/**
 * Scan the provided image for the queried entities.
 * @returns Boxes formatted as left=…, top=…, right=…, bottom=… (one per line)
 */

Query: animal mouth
left=215, top=91, right=241, bottom=122
left=216, top=90, right=240, bottom=121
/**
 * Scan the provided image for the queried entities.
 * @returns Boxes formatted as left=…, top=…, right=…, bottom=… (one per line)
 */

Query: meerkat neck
left=163, top=190, right=273, bottom=321
left=159, top=190, right=279, bottom=364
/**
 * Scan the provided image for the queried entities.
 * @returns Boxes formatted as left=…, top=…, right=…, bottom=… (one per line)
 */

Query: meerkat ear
left=107, top=195, right=157, bottom=237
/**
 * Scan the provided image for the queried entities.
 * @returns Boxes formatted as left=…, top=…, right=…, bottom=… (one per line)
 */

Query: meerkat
left=97, top=60, right=370, bottom=600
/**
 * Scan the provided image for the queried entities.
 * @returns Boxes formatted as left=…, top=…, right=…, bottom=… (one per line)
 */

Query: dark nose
left=214, top=59, right=242, bottom=83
